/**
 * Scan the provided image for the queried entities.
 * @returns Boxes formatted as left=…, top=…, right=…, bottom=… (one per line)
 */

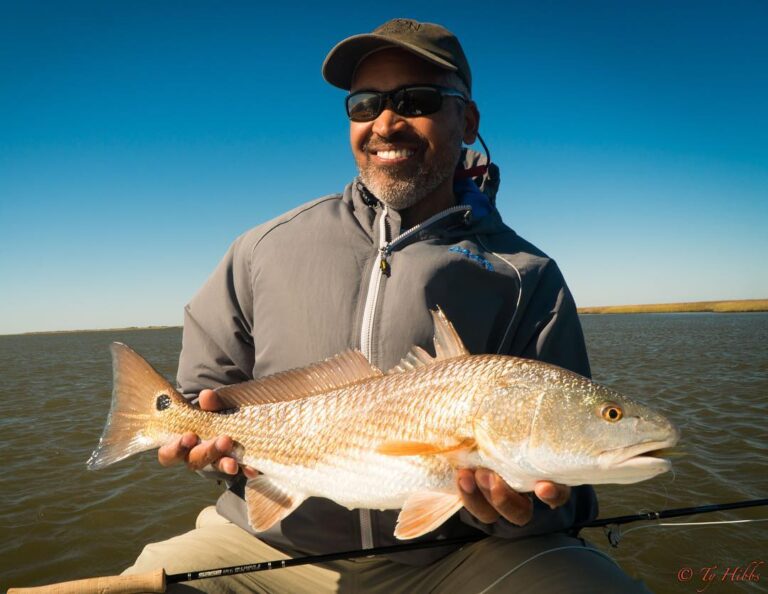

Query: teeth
left=376, top=149, right=414, bottom=160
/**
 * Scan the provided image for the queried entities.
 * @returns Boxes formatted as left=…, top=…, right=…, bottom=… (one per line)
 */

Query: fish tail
left=86, top=342, right=189, bottom=470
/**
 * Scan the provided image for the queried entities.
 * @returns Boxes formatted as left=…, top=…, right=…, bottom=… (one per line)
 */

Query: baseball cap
left=322, top=18, right=472, bottom=92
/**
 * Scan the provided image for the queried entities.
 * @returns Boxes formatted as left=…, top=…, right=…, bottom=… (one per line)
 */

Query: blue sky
left=1, top=0, right=766, bottom=334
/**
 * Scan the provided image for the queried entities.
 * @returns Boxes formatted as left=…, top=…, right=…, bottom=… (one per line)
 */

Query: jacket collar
left=346, top=148, right=506, bottom=239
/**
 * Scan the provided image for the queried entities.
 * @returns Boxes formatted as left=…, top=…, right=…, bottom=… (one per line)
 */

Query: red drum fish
left=88, top=309, right=679, bottom=539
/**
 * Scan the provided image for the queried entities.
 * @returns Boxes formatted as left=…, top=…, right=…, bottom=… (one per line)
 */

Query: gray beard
left=358, top=142, right=463, bottom=211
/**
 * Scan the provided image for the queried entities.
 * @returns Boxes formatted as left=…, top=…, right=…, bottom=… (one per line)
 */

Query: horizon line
left=2, top=298, right=766, bottom=337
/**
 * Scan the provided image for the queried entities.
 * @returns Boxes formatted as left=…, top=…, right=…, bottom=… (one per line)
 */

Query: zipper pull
left=379, top=248, right=391, bottom=276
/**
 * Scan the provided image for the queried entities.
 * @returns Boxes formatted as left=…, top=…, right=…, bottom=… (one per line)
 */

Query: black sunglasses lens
left=347, top=92, right=383, bottom=122
left=346, top=87, right=448, bottom=121
left=394, top=88, right=443, bottom=117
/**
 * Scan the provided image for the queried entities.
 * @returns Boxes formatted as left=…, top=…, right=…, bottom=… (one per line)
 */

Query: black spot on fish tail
left=156, top=394, right=171, bottom=411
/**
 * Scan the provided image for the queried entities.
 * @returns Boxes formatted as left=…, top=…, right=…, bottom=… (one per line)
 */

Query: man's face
left=349, top=49, right=474, bottom=210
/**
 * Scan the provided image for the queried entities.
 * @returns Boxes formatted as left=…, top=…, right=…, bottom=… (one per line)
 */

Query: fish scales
left=227, top=356, right=490, bottom=469
left=87, top=309, right=679, bottom=539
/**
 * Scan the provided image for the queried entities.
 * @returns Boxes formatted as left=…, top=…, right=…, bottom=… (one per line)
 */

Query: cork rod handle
left=7, top=568, right=166, bottom=594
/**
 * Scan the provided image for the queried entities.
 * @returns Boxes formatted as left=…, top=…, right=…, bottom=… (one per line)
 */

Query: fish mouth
left=600, top=432, right=681, bottom=471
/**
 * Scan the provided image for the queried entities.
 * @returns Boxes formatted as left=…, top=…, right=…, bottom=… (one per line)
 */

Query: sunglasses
left=346, top=85, right=467, bottom=122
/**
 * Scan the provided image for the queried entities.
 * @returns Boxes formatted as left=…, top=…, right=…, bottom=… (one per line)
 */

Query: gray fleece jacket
left=176, top=151, right=598, bottom=565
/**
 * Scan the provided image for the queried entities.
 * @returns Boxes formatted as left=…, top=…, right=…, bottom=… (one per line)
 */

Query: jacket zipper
left=377, top=204, right=471, bottom=275
left=358, top=206, right=389, bottom=550
left=357, top=202, right=471, bottom=550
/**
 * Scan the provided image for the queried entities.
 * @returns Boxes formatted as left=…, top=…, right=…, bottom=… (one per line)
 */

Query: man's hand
left=157, top=389, right=258, bottom=478
left=457, top=468, right=570, bottom=526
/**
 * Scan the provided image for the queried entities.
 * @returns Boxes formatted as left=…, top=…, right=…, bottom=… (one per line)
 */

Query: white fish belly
left=247, top=451, right=456, bottom=510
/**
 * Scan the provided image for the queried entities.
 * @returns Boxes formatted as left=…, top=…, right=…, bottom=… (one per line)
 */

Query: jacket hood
left=459, top=147, right=500, bottom=206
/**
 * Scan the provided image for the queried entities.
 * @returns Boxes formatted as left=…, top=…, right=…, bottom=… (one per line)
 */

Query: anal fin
left=244, top=476, right=306, bottom=532
left=395, top=491, right=464, bottom=540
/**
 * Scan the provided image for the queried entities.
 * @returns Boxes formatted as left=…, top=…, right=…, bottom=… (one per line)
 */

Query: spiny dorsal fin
left=244, top=476, right=306, bottom=532
left=388, top=307, right=469, bottom=374
left=431, top=307, right=469, bottom=359
left=216, top=350, right=382, bottom=407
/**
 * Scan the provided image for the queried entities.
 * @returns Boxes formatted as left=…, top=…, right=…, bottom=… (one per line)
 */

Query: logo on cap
left=381, top=19, right=422, bottom=34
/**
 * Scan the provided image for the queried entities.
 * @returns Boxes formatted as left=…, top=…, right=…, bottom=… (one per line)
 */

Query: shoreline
left=577, top=299, right=768, bottom=315
left=3, top=299, right=767, bottom=336
left=6, top=325, right=182, bottom=337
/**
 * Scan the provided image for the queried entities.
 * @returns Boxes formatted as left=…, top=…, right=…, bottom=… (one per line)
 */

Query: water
left=582, top=314, right=768, bottom=592
left=1, top=314, right=766, bottom=592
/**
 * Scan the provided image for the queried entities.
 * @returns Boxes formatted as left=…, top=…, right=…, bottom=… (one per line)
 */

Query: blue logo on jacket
left=448, top=246, right=494, bottom=272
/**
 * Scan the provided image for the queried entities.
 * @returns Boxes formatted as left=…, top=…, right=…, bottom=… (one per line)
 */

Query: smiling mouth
left=371, top=148, right=416, bottom=161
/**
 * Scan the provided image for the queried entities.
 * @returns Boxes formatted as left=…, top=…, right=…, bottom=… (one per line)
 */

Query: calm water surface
left=1, top=314, right=766, bottom=592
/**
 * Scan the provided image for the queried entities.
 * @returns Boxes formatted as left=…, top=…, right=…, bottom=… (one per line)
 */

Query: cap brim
left=322, top=33, right=457, bottom=90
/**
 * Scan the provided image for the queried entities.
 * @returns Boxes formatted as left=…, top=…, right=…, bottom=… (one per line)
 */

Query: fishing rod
left=575, top=497, right=768, bottom=547
left=9, top=497, right=767, bottom=594
left=578, top=497, right=768, bottom=528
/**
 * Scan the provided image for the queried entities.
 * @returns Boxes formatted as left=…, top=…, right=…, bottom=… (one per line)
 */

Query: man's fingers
left=158, top=432, right=199, bottom=467
left=156, top=392, right=241, bottom=475
left=187, top=435, right=233, bottom=471
left=457, top=468, right=535, bottom=526
left=198, top=389, right=225, bottom=412
left=156, top=390, right=250, bottom=477
left=457, top=468, right=499, bottom=524
left=534, top=481, right=571, bottom=509
left=487, top=475, right=534, bottom=525
left=214, top=456, right=240, bottom=475
left=477, top=469, right=533, bottom=526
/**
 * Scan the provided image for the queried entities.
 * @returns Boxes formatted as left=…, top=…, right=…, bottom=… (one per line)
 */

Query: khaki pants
left=124, top=507, right=651, bottom=593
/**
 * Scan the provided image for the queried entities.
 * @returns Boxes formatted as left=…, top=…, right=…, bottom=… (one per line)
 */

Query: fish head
left=474, top=365, right=680, bottom=487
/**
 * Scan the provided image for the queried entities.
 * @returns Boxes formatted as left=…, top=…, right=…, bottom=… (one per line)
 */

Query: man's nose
left=371, top=106, right=407, bottom=138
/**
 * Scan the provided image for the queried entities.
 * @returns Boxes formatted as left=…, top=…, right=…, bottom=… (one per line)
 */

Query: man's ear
left=463, top=101, right=480, bottom=145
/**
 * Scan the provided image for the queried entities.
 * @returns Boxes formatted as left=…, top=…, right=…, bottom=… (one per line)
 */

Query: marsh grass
left=578, top=299, right=768, bottom=314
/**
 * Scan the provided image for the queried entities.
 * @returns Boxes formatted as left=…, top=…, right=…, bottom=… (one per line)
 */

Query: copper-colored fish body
left=88, top=309, right=679, bottom=539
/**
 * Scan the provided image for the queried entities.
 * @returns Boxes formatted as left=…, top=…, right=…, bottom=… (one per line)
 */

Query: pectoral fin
left=395, top=491, right=464, bottom=540
left=244, top=476, right=306, bottom=532
left=377, top=438, right=476, bottom=457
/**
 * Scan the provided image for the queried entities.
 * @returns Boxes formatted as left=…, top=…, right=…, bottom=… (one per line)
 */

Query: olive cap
left=322, top=18, right=471, bottom=92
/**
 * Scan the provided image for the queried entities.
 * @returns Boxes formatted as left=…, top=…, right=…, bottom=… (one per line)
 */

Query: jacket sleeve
left=175, top=236, right=257, bottom=484
left=459, top=259, right=599, bottom=538
left=518, top=262, right=591, bottom=379
left=177, top=234, right=256, bottom=400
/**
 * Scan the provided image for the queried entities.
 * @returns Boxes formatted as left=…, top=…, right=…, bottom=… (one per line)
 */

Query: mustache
left=363, top=132, right=425, bottom=152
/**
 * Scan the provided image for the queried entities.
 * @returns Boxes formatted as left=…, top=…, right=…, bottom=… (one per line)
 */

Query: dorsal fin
left=388, top=346, right=433, bottom=374
left=388, top=307, right=469, bottom=374
left=431, top=307, right=469, bottom=359
left=216, top=350, right=382, bottom=407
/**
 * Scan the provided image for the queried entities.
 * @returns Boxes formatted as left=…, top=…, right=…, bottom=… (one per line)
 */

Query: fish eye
left=600, top=403, right=623, bottom=422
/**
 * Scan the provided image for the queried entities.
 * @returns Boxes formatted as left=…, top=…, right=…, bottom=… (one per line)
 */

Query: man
left=126, top=19, right=650, bottom=593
